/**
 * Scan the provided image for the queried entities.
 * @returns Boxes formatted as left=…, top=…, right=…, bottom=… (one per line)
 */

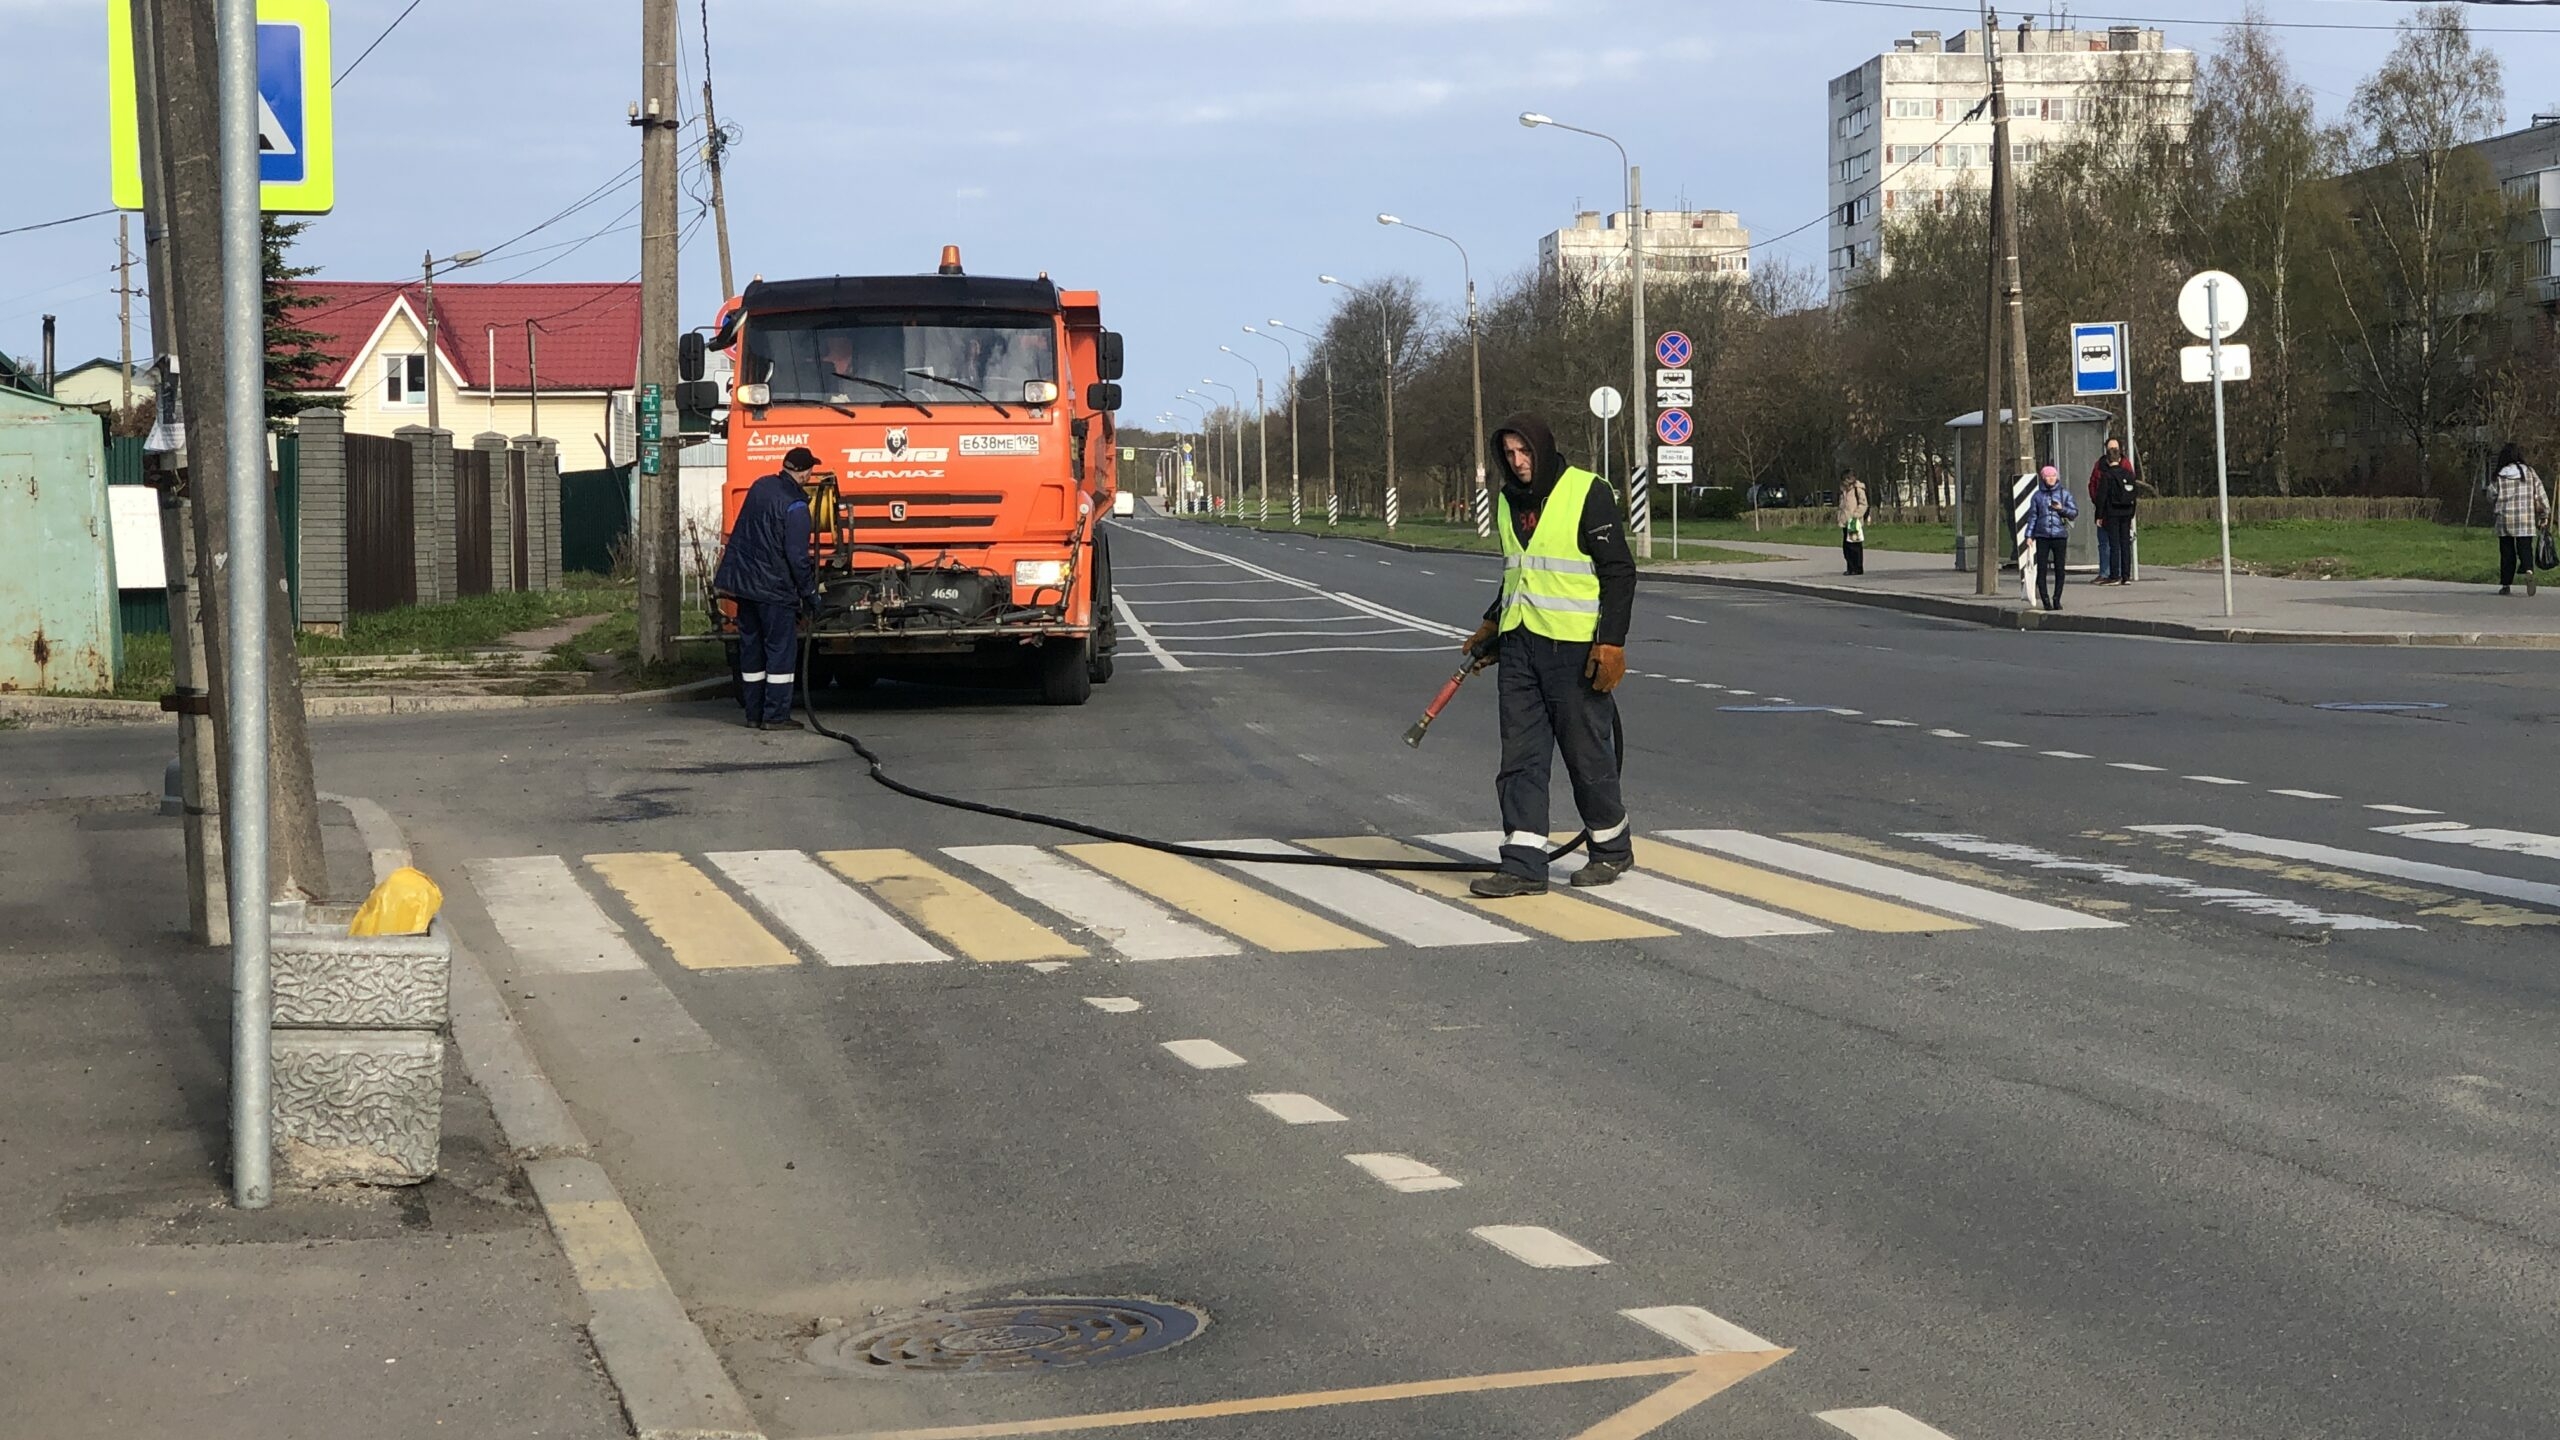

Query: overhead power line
left=334, top=0, right=425, bottom=85
left=0, top=208, right=117, bottom=240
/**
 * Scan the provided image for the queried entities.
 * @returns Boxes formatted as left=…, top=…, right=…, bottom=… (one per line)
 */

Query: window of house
left=2010, top=97, right=2043, bottom=120
left=1888, top=97, right=1936, bottom=120
left=2070, top=98, right=2099, bottom=124
left=2012, top=142, right=2040, bottom=166
left=1942, top=143, right=1991, bottom=168
left=383, top=353, right=427, bottom=407
left=1888, top=142, right=1938, bottom=166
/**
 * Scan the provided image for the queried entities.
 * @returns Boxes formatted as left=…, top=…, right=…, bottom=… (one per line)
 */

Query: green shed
left=0, top=387, right=120, bottom=692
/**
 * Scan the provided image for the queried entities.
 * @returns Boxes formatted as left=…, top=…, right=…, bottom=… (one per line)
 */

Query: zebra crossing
left=463, top=828, right=2125, bottom=977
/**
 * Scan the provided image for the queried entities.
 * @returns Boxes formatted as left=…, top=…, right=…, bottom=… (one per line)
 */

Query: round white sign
left=2178, top=270, right=2249, bottom=341
left=1588, top=385, right=1624, bottom=420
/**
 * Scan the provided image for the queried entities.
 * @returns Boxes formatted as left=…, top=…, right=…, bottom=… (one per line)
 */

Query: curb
left=2, top=675, right=733, bottom=729
left=328, top=792, right=765, bottom=1440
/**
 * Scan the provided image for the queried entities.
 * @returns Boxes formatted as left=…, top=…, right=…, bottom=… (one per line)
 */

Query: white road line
left=1668, top=614, right=1710, bottom=625
left=1118, top=563, right=1236, bottom=572
left=1471, top=1225, right=1610, bottom=1268
left=2041, top=750, right=2090, bottom=759
left=2185, top=774, right=2248, bottom=785
left=2134, top=824, right=2560, bottom=908
left=1117, top=579, right=1297, bottom=589
left=1249, top=1092, right=1347, bottom=1124
left=1979, top=740, right=2026, bottom=749
left=1725, top=688, right=1756, bottom=696
left=705, top=850, right=949, bottom=966
left=1904, top=833, right=2416, bottom=932
left=1830, top=708, right=1863, bottom=716
left=2270, top=788, right=2340, bottom=800
left=2367, top=804, right=2443, bottom=816
left=1162, top=644, right=1454, bottom=658
left=1818, top=1408, right=1961, bottom=1440
left=1137, top=527, right=1469, bottom=637
left=1140, top=614, right=1384, bottom=628
left=1083, top=996, right=1144, bottom=1013
left=1161, top=1038, right=1246, bottom=1070
left=1929, top=728, right=1968, bottom=739
left=945, top=845, right=1240, bottom=960
left=1873, top=719, right=1917, bottom=728
left=2110, top=761, right=2165, bottom=772
left=2373, top=821, right=2560, bottom=864
left=465, top=856, right=646, bottom=973
left=1211, top=839, right=1528, bottom=948
left=1117, top=595, right=1353, bottom=608
left=1661, top=830, right=2120, bottom=931
left=1151, top=626, right=1416, bottom=642
left=1619, top=1306, right=1776, bottom=1355
left=1421, top=832, right=1828, bottom=937
left=1112, top=595, right=1188, bottom=672
left=1346, top=1153, right=1462, bottom=1193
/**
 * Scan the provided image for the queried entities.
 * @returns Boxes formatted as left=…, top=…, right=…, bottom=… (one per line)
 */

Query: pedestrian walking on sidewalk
left=2026, top=464, right=2078, bottom=612
left=1460, top=412, right=1637, bottom=898
left=2491, top=443, right=2552, bottom=597
left=713, top=445, right=820, bottom=730
left=1836, top=469, right=1870, bottom=575
left=2090, top=438, right=2139, bottom=584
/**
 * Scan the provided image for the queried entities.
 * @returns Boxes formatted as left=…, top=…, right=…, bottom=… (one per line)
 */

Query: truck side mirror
left=678, top=331, right=706, bottom=383
left=1086, top=382, right=1123, bottom=413
left=1096, top=331, right=1125, bottom=382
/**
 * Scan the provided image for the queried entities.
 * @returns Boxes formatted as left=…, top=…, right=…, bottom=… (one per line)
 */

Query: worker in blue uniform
left=714, top=445, right=819, bottom=730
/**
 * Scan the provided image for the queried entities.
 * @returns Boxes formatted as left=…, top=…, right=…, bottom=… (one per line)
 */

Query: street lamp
left=1168, top=393, right=1210, bottom=513
left=1242, top=326, right=1303, bottom=527
left=1200, top=377, right=1244, bottom=515
left=1521, top=111, right=1650, bottom=557
left=1270, top=318, right=1339, bottom=526
left=1379, top=213, right=1489, bottom=538
left=1217, top=344, right=1269, bottom=523
left=419, top=248, right=485, bottom=436
left=1319, top=274, right=1400, bottom=529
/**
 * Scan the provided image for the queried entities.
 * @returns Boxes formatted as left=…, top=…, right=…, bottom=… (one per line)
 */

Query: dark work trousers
left=1842, top=534, right=1865, bottom=575
left=735, top=599, right=802, bottom=723
left=1494, top=629, right=1631, bottom=881
left=2095, top=520, right=2128, bottom=581
left=2499, top=534, right=2536, bottom=590
left=2034, top=536, right=2069, bottom=610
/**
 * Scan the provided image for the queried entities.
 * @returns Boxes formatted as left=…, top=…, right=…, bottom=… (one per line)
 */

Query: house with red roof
left=285, top=281, right=639, bottom=472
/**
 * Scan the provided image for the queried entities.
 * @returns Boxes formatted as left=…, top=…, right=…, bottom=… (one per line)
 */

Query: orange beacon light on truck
left=939, top=245, right=964, bottom=275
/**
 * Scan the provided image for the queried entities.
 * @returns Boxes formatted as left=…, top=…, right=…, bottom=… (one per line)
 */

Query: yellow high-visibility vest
left=1496, top=467, right=1605, bottom=642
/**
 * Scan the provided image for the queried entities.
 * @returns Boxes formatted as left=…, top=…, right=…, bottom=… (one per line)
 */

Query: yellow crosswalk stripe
left=1632, top=838, right=1969, bottom=933
left=1298, top=836, right=1675, bottom=942
left=1059, top=843, right=1384, bottom=953
left=585, top=852, right=801, bottom=969
left=818, top=849, right=1084, bottom=962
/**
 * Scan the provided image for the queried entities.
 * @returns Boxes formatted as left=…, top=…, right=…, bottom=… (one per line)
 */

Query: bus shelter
left=1944, top=404, right=2114, bottom=572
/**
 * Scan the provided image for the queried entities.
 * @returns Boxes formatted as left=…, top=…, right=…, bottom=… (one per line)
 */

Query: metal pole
left=1325, top=354, right=1338, bottom=524
left=525, top=321, right=540, bottom=441
left=1286, top=364, right=1301, bottom=525
left=216, top=0, right=272, bottom=1211
left=2123, top=321, right=2140, bottom=582
left=1380, top=298, right=1398, bottom=530
left=636, top=0, right=681, bottom=662
left=1466, top=273, right=1487, bottom=537
left=1629, top=162, right=1650, bottom=558
left=1255, top=376, right=1268, bottom=521
left=1975, top=6, right=2008, bottom=596
left=2209, top=280, right=2234, bottom=617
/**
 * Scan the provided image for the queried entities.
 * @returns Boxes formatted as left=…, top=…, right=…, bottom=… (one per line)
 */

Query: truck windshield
left=745, top=309, right=1058, bottom=406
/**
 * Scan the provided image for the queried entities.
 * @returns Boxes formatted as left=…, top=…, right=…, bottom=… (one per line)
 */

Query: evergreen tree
left=263, top=215, right=341, bottom=430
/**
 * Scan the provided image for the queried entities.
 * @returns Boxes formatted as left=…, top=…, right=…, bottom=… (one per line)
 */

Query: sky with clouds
left=5, top=0, right=2557, bottom=421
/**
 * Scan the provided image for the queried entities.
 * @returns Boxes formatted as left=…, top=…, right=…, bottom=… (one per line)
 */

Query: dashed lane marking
left=1346, top=1153, right=1462, bottom=1192
left=1161, top=1038, right=1246, bottom=1070
left=1663, top=830, right=2119, bottom=932
left=1083, top=996, right=1143, bottom=1013
left=465, top=856, right=646, bottom=973
left=1249, top=1092, right=1346, bottom=1124
left=1929, top=728, right=1968, bottom=739
left=944, top=844, right=1239, bottom=960
left=586, top=853, right=800, bottom=970
left=2184, top=774, right=2249, bottom=786
left=1472, top=1224, right=1611, bottom=1268
left=1422, top=832, right=1828, bottom=937
left=1212, top=839, right=1528, bottom=948
left=818, top=849, right=1084, bottom=963
left=1619, top=1306, right=1777, bottom=1355
left=2109, top=762, right=2165, bottom=772
left=1818, top=1407, right=1963, bottom=1440
left=1061, top=843, right=1386, bottom=953
left=2040, top=750, right=2090, bottom=759
left=1300, top=835, right=1675, bottom=942
left=2368, top=804, right=2442, bottom=816
left=706, top=849, right=947, bottom=966
left=2270, top=788, right=2340, bottom=800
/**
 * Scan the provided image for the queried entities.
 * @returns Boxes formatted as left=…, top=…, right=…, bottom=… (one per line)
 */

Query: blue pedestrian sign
left=1654, top=331, right=1692, bottom=369
left=110, top=0, right=336, bottom=214
left=1655, top=408, right=1693, bottom=445
left=2071, top=321, right=2127, bottom=397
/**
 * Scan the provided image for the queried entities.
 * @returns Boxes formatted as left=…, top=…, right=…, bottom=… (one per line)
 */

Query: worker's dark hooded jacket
left=1481, top=412, right=1636, bottom=647
left=713, top=471, right=816, bottom=605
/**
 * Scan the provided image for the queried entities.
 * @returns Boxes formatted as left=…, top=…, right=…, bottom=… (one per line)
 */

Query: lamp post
left=1379, top=214, right=1488, bottom=538
left=1520, top=112, right=1649, bottom=557
left=1200, top=377, right=1244, bottom=516
left=1318, top=274, right=1399, bottom=529
left=1271, top=319, right=1337, bottom=525
left=1243, top=325, right=1302, bottom=527
left=419, top=247, right=484, bottom=436
left=1218, top=345, right=1269, bottom=522
left=1168, top=393, right=1209, bottom=513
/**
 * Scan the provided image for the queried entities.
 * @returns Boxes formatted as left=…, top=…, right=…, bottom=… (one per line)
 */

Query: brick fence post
left=514, top=434, right=563, bottom=591
left=474, top=433, right=512, bottom=593
left=296, top=410, right=348, bottom=632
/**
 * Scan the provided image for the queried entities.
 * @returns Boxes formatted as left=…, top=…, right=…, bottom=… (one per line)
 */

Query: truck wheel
left=1039, top=638, right=1094, bottom=706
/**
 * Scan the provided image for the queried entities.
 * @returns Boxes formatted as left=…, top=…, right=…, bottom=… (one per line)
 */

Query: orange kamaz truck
left=684, top=247, right=1125, bottom=705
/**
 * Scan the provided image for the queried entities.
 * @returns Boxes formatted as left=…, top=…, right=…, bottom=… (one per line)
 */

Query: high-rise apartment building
left=1826, top=23, right=2194, bottom=287
left=1538, top=209, right=1752, bottom=292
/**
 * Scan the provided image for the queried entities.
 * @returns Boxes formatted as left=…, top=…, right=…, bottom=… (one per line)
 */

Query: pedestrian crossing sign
left=109, top=0, right=336, bottom=215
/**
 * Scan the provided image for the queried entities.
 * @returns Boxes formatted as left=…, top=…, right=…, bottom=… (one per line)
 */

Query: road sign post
left=2179, top=271, right=2249, bottom=618
left=1590, top=385, right=1623, bottom=524
left=2071, top=320, right=2139, bottom=579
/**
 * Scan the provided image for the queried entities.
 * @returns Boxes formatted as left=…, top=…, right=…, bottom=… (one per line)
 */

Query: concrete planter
left=268, top=902, right=450, bottom=1186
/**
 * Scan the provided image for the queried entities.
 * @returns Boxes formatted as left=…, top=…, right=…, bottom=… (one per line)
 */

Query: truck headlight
left=1023, top=381, right=1058, bottom=405
left=1014, top=560, right=1069, bottom=589
left=734, top=382, right=770, bottom=407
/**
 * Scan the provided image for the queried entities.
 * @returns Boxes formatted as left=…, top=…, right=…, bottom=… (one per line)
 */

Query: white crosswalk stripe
left=706, top=849, right=947, bottom=966
left=1660, top=830, right=2120, bottom=931
left=1818, top=1407, right=1963, bottom=1440
left=465, top=856, right=645, bottom=973
left=2135, top=824, right=2560, bottom=909
left=1209, top=839, right=1528, bottom=948
left=944, top=844, right=1240, bottom=960
left=1420, top=833, right=1827, bottom=937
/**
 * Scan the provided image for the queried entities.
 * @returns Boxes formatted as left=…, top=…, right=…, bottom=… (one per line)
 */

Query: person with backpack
left=2491, top=442, right=2553, bottom=597
left=2025, top=464, right=2079, bottom=611
left=2089, top=438, right=2139, bottom=585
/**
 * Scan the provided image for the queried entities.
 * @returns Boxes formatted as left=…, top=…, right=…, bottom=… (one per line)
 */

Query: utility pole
left=635, top=0, right=682, bottom=664
left=1976, top=6, right=2011, bottom=596
left=702, top=83, right=736, bottom=299
left=421, top=251, right=441, bottom=435
left=118, top=215, right=136, bottom=412
left=525, top=320, right=540, bottom=441
left=1628, top=163, right=1649, bottom=558
left=1992, top=8, right=2036, bottom=596
left=1324, top=352, right=1338, bottom=525
left=128, top=0, right=224, bottom=947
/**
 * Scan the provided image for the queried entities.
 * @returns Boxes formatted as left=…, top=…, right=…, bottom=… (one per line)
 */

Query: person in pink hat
left=2024, top=463, right=2079, bottom=612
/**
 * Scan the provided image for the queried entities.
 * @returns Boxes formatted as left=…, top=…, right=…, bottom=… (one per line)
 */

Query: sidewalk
left=0, top=789, right=631, bottom=1440
left=1652, top=539, right=2560, bottom=648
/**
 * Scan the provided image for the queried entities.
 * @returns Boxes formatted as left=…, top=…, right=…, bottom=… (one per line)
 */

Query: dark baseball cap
left=782, top=446, right=818, bottom=472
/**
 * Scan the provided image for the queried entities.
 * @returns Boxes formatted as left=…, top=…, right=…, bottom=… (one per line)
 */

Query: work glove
left=1462, top=620, right=1497, bottom=660
left=1584, top=643, right=1627, bottom=694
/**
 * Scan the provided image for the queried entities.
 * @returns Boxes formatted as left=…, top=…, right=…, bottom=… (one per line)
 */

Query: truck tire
left=1039, top=637, right=1094, bottom=706
left=1088, top=532, right=1117, bottom=686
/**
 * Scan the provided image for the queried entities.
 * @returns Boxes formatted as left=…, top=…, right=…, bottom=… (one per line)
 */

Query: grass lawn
left=1185, top=514, right=1779, bottom=567
left=1679, top=517, right=2516, bottom=585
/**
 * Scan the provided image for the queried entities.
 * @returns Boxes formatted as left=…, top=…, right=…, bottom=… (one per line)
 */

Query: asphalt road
left=24, top=512, right=2560, bottom=1439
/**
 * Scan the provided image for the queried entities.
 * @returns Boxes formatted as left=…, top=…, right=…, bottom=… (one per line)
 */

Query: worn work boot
left=1469, top=873, right=1548, bottom=899
left=1569, top=859, right=1630, bottom=889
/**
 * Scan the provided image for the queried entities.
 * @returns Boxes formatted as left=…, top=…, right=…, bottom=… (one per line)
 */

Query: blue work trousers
left=736, top=600, right=802, bottom=723
left=1494, top=630, right=1631, bottom=881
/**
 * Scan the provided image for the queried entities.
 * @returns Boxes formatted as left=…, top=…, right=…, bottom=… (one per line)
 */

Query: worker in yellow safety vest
left=1459, top=413, right=1636, bottom=897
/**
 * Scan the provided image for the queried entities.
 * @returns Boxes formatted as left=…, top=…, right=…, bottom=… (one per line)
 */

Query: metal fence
left=346, top=432, right=416, bottom=614
left=559, top=464, right=632, bottom=576
left=453, top=446, right=492, bottom=598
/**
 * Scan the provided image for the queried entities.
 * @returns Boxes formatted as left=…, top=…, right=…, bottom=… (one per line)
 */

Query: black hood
left=1493, top=412, right=1566, bottom=511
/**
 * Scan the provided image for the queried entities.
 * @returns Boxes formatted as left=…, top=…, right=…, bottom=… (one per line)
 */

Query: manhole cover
left=809, top=1297, right=1208, bottom=1375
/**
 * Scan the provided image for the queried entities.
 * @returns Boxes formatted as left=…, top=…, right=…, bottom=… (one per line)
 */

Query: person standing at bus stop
left=2089, top=438, right=2139, bottom=584
left=1460, top=413, right=1637, bottom=897
left=714, top=445, right=820, bottom=730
